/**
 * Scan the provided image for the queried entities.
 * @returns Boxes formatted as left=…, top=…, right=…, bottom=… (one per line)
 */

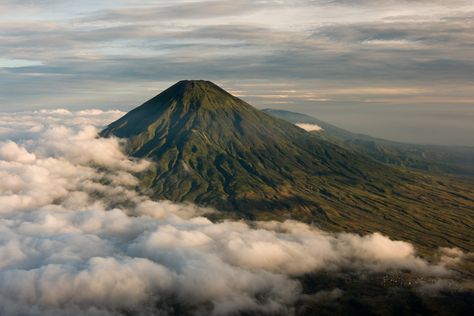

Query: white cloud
left=295, top=122, right=323, bottom=132
left=0, top=110, right=466, bottom=315
left=0, top=141, right=36, bottom=162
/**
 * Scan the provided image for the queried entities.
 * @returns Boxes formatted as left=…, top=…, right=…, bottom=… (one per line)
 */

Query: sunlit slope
left=101, top=80, right=474, bottom=252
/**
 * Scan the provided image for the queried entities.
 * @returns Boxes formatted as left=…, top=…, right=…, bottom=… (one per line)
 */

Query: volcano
left=101, top=80, right=474, bottom=252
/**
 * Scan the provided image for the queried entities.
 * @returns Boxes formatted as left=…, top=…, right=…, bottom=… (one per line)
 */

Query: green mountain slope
left=263, top=109, right=474, bottom=178
left=101, top=81, right=474, bottom=253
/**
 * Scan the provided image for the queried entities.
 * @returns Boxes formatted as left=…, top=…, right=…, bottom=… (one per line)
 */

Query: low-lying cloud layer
left=0, top=110, right=466, bottom=315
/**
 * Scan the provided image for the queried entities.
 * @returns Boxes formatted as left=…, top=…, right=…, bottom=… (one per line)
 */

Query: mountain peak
left=170, top=80, right=218, bottom=94
left=148, top=79, right=236, bottom=111
left=100, top=82, right=474, bottom=253
left=100, top=80, right=272, bottom=139
left=175, top=79, right=216, bottom=87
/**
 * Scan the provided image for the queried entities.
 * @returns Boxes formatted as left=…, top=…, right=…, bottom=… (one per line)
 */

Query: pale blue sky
left=0, top=0, right=473, bottom=145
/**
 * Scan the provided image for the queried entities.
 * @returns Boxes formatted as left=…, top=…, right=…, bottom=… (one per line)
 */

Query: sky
left=0, top=0, right=473, bottom=145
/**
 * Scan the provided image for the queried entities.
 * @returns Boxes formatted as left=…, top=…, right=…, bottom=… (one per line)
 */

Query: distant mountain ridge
left=263, top=109, right=474, bottom=179
left=101, top=80, right=474, bottom=253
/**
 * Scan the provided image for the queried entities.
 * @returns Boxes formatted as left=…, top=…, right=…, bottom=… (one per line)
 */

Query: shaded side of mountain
left=263, top=109, right=474, bottom=179
left=101, top=81, right=474, bottom=253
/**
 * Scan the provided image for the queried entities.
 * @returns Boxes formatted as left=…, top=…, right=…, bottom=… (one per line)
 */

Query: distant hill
left=101, top=81, right=474, bottom=253
left=263, top=109, right=474, bottom=179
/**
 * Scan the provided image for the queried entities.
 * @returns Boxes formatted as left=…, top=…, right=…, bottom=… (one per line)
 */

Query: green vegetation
left=101, top=80, right=474, bottom=254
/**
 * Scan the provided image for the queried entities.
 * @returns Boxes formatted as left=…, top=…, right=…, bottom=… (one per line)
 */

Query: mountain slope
left=101, top=81, right=474, bottom=252
left=263, top=109, right=474, bottom=178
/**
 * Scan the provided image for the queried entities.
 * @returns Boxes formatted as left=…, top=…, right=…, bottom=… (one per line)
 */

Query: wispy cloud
left=295, top=122, right=323, bottom=132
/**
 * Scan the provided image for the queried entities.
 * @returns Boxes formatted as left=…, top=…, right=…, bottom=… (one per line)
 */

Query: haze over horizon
left=0, top=0, right=473, bottom=145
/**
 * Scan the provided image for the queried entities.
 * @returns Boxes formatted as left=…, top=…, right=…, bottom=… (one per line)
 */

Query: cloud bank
left=0, top=110, right=466, bottom=315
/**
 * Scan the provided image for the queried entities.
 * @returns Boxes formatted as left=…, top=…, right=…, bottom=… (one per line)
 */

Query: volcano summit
left=101, top=80, right=474, bottom=252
